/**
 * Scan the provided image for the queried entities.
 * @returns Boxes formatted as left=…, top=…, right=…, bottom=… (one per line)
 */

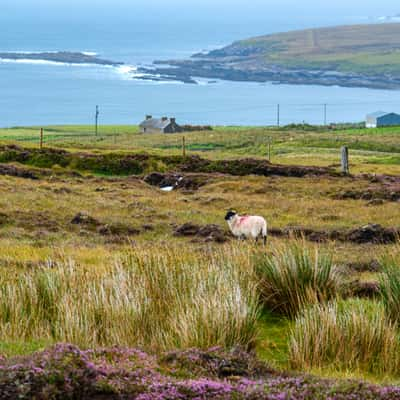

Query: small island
left=137, top=23, right=400, bottom=89
left=0, top=51, right=123, bottom=66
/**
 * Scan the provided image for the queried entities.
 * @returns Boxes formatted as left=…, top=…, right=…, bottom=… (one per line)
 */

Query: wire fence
left=3, top=97, right=400, bottom=128
left=2, top=98, right=400, bottom=153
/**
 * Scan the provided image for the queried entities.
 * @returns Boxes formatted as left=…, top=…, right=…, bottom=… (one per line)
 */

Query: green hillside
left=210, top=23, right=400, bottom=75
left=143, top=23, right=400, bottom=88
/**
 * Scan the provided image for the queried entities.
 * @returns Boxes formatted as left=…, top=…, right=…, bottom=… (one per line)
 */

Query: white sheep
left=225, top=210, right=267, bottom=245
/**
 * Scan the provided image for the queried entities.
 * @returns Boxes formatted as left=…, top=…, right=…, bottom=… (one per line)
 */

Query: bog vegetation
left=0, top=124, right=399, bottom=392
left=0, top=245, right=259, bottom=350
left=290, top=299, right=400, bottom=376
left=256, top=244, right=341, bottom=318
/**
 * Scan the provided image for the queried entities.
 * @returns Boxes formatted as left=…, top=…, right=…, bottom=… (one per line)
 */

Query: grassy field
left=1, top=124, right=400, bottom=173
left=0, top=124, right=399, bottom=390
left=229, top=23, right=400, bottom=76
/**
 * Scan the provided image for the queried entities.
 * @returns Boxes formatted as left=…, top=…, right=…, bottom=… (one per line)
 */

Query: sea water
left=1, top=0, right=400, bottom=127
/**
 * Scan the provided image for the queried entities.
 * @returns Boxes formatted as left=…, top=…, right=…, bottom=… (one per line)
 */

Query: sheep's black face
left=225, top=211, right=237, bottom=221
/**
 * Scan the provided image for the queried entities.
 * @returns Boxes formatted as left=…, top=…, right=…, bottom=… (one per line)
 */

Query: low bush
left=1, top=344, right=400, bottom=399
left=255, top=243, right=341, bottom=318
left=289, top=299, right=400, bottom=376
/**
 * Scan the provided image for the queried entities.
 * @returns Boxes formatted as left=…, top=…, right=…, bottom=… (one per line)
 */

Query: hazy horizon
left=2, top=0, right=400, bottom=52
left=2, top=1, right=400, bottom=22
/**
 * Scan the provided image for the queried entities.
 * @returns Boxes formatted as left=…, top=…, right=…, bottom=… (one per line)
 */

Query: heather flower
left=0, top=345, right=398, bottom=399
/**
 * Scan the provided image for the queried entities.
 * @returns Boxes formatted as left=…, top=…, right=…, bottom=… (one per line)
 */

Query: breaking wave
left=0, top=53, right=187, bottom=84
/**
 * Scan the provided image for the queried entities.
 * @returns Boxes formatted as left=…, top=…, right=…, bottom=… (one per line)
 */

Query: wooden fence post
left=341, top=146, right=349, bottom=175
left=182, top=136, right=186, bottom=158
left=40, top=128, right=43, bottom=150
left=268, top=137, right=271, bottom=162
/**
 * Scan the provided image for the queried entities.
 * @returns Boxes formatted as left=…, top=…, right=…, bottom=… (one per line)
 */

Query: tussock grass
left=256, top=243, right=341, bottom=318
left=0, top=244, right=259, bottom=351
left=379, top=246, right=400, bottom=325
left=289, top=299, right=400, bottom=376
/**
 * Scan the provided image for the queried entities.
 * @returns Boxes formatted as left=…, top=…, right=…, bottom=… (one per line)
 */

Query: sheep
left=225, top=210, right=267, bottom=245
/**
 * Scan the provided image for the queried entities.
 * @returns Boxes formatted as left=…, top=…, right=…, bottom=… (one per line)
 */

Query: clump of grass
left=289, top=299, right=400, bottom=376
left=379, top=246, right=400, bottom=324
left=0, top=244, right=259, bottom=351
left=255, top=243, right=341, bottom=318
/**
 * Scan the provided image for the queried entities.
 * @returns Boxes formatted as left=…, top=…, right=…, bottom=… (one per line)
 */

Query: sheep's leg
left=263, top=235, right=267, bottom=245
left=256, top=229, right=263, bottom=245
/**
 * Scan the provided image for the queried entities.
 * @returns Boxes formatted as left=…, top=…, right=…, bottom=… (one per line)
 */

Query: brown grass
left=0, top=244, right=259, bottom=350
left=289, top=299, right=400, bottom=377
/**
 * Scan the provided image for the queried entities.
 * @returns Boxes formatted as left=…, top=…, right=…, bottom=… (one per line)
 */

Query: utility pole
left=95, top=105, right=99, bottom=136
left=277, top=104, right=280, bottom=128
left=324, top=103, right=327, bottom=126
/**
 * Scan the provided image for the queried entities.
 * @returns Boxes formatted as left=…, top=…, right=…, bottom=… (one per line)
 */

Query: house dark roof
left=139, top=117, right=174, bottom=130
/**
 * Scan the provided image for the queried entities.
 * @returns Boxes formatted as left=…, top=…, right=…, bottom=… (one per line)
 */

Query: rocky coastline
left=136, top=58, right=400, bottom=89
left=0, top=51, right=123, bottom=66
left=135, top=23, right=400, bottom=89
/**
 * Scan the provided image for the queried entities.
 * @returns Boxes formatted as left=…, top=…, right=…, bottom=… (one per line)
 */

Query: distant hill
left=139, top=23, right=400, bottom=89
left=205, top=23, right=400, bottom=74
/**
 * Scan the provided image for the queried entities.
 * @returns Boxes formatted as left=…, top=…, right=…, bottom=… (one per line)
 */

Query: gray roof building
left=366, top=111, right=400, bottom=128
left=139, top=115, right=182, bottom=134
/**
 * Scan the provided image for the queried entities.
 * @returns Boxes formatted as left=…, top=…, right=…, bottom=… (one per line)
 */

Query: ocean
left=1, top=1, right=400, bottom=127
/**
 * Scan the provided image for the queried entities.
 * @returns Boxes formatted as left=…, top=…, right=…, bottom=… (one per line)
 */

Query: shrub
left=379, top=249, right=400, bottom=324
left=289, top=299, right=400, bottom=376
left=1, top=344, right=400, bottom=399
left=255, top=243, right=341, bottom=318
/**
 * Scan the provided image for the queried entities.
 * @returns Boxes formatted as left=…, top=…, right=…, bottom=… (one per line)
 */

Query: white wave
left=0, top=58, right=110, bottom=67
left=0, top=58, right=71, bottom=66
left=112, top=64, right=138, bottom=80
left=0, top=50, right=60, bottom=54
left=116, top=65, right=136, bottom=74
left=0, top=55, right=183, bottom=84
left=0, top=55, right=123, bottom=70
left=1, top=50, right=98, bottom=55
left=0, top=50, right=100, bottom=66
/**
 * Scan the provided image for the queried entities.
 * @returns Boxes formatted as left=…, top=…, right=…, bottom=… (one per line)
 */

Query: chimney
left=170, top=117, right=176, bottom=124
left=161, top=116, right=168, bottom=121
left=146, top=115, right=152, bottom=120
